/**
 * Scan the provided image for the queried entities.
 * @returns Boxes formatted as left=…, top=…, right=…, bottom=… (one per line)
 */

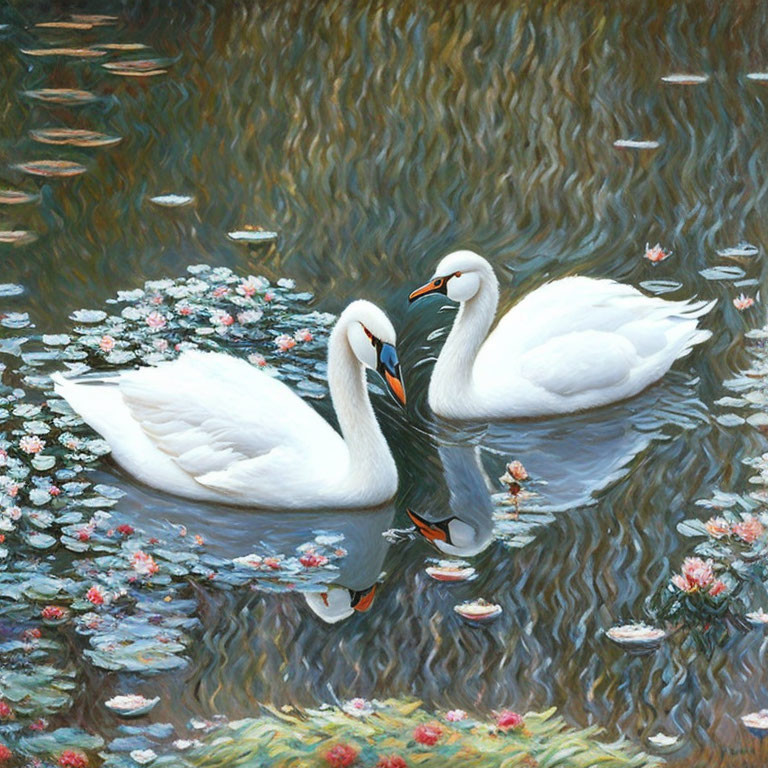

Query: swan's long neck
left=328, top=324, right=395, bottom=489
left=430, top=271, right=499, bottom=413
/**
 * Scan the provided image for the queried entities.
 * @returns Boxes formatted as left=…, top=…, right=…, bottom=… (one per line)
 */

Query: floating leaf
left=70, top=309, right=107, bottom=323
left=36, top=21, right=94, bottom=29
left=30, top=128, right=122, bottom=148
left=148, top=194, right=194, bottom=207
left=15, top=160, right=87, bottom=178
left=0, top=189, right=39, bottom=205
left=613, top=139, right=660, bottom=149
left=699, top=265, right=746, bottom=281
left=227, top=229, right=278, bottom=244
left=661, top=73, right=709, bottom=84
left=23, top=88, right=98, bottom=105
left=0, top=230, right=36, bottom=245
left=21, top=47, right=107, bottom=57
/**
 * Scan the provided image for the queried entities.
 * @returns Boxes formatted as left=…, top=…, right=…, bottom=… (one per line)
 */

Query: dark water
left=3, top=0, right=768, bottom=764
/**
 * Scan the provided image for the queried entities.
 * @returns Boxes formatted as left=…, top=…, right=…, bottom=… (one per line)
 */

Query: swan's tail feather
left=676, top=297, right=717, bottom=320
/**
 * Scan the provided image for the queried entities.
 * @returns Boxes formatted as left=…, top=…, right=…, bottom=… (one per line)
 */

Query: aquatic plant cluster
left=0, top=265, right=351, bottom=764
left=646, top=318, right=768, bottom=648
left=188, top=700, right=659, bottom=768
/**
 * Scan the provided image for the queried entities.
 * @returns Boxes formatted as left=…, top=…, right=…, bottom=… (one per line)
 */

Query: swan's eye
left=454, top=271, right=462, bottom=277
left=433, top=280, right=441, bottom=287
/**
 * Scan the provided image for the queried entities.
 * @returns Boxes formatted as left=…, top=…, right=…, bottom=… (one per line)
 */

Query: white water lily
left=130, top=748, right=157, bottom=764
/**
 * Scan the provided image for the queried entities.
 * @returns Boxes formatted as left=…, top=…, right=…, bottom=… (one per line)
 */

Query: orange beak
left=385, top=370, right=406, bottom=406
left=406, top=508, right=447, bottom=542
left=351, top=585, right=377, bottom=612
left=409, top=276, right=447, bottom=302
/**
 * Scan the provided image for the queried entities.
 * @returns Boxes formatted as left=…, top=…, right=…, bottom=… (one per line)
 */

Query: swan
left=409, top=250, right=714, bottom=420
left=52, top=300, right=406, bottom=509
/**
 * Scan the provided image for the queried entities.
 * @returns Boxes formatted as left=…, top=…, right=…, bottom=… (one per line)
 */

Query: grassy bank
left=189, top=700, right=660, bottom=768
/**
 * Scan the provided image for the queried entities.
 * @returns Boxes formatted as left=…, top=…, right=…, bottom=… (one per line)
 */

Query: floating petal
left=0, top=230, right=36, bottom=244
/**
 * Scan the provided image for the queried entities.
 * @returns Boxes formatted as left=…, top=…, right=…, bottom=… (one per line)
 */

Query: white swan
left=409, top=250, right=714, bottom=420
left=52, top=300, right=406, bottom=509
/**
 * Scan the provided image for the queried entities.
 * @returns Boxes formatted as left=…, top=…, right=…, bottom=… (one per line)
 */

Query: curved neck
left=430, top=272, right=499, bottom=408
left=327, top=323, right=394, bottom=483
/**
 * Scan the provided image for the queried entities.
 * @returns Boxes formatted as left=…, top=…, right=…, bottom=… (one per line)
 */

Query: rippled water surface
left=3, top=1, right=768, bottom=764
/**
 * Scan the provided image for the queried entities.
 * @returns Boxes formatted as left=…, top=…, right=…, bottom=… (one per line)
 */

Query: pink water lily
left=733, top=516, right=764, bottom=544
left=146, top=311, right=167, bottom=330
left=19, top=435, right=45, bottom=454
left=704, top=517, right=730, bottom=539
left=85, top=585, right=105, bottom=605
left=248, top=354, right=267, bottom=367
left=445, top=709, right=467, bottom=722
left=671, top=557, right=714, bottom=593
left=275, top=334, right=296, bottom=352
left=99, top=335, right=115, bottom=352
left=506, top=460, right=528, bottom=481
left=733, top=294, right=755, bottom=311
left=294, top=328, right=313, bottom=342
left=131, top=550, right=159, bottom=576
left=643, top=243, right=671, bottom=263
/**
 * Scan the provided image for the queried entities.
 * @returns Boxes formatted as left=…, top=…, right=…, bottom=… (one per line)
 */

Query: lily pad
left=15, top=160, right=87, bottom=178
left=30, top=128, right=122, bottom=148
left=22, top=88, right=98, bottom=105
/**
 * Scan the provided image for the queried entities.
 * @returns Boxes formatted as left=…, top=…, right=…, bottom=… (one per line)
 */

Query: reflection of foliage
left=189, top=700, right=659, bottom=768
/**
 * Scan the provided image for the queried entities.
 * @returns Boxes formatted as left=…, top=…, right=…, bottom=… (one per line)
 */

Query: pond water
left=2, top=0, right=768, bottom=765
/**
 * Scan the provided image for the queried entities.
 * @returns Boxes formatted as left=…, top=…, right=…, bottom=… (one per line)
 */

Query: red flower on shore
left=325, top=743, right=358, bottom=767
left=0, top=701, right=12, bottom=719
left=497, top=710, right=524, bottom=730
left=59, top=750, right=88, bottom=768
left=377, top=756, right=407, bottom=768
left=0, top=744, right=11, bottom=762
left=413, top=723, right=442, bottom=746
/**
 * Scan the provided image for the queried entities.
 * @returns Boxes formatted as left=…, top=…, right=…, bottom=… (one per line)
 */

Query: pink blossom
left=249, top=354, right=267, bottom=367
left=445, top=709, right=467, bottom=722
left=300, top=552, right=329, bottom=568
left=708, top=580, right=727, bottom=597
left=5, top=507, right=21, bottom=521
left=99, top=335, right=115, bottom=352
left=177, top=304, right=192, bottom=316
left=705, top=517, right=730, bottom=539
left=294, top=328, right=313, bottom=342
left=0, top=449, right=6, bottom=467
left=19, top=435, right=45, bottom=454
left=211, top=286, right=229, bottom=298
left=671, top=557, right=714, bottom=593
left=643, top=243, right=671, bottom=263
left=733, top=516, right=764, bottom=544
left=506, top=460, right=528, bottom=481
left=325, top=744, right=358, bottom=768
left=48, top=486, right=61, bottom=497
left=146, top=311, right=167, bottom=330
left=131, top=550, right=159, bottom=576
left=211, top=310, right=234, bottom=327
left=275, top=334, right=296, bottom=352
left=85, top=586, right=105, bottom=606
left=264, top=291, right=275, bottom=302
left=42, top=605, right=65, bottom=621
left=153, top=339, right=169, bottom=352
left=496, top=710, right=524, bottom=731
left=733, top=294, right=755, bottom=311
